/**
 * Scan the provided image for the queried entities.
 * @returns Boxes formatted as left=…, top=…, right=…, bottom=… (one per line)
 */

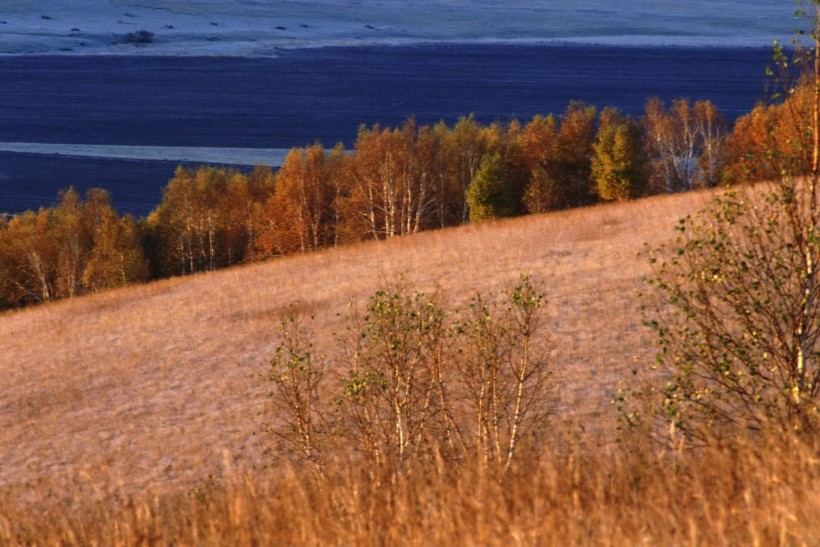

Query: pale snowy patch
left=0, top=142, right=290, bottom=166
left=0, top=0, right=804, bottom=56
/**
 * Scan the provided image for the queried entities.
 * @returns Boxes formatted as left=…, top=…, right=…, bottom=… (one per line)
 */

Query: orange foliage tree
left=344, top=119, right=446, bottom=240
left=555, top=101, right=597, bottom=207
left=146, top=166, right=274, bottom=276
left=0, top=188, right=148, bottom=309
left=257, top=144, right=344, bottom=255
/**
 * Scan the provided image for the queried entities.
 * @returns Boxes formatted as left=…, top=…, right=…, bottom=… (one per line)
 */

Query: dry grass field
left=1, top=187, right=817, bottom=544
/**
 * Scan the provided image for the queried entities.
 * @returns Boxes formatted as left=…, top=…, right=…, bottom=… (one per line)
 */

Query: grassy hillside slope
left=0, top=189, right=708, bottom=496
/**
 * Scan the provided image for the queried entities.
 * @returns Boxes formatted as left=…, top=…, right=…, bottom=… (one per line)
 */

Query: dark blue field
left=0, top=45, right=774, bottom=215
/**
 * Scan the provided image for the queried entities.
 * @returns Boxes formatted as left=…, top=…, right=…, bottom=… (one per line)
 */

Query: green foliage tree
left=592, top=107, right=645, bottom=201
left=466, top=152, right=516, bottom=222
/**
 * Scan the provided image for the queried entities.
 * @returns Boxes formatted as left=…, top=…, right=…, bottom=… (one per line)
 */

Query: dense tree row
left=0, top=80, right=815, bottom=310
left=0, top=189, right=147, bottom=308
left=145, top=165, right=275, bottom=277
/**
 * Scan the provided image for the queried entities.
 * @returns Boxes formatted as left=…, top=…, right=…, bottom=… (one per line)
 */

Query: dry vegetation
left=1, top=187, right=817, bottom=544
left=3, top=435, right=817, bottom=545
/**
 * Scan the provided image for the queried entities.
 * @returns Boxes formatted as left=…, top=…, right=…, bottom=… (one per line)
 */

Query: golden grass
left=1, top=187, right=817, bottom=544
left=1, top=434, right=816, bottom=545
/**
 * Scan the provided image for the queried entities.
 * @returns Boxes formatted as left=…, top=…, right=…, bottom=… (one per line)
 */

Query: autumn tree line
left=0, top=81, right=816, bottom=310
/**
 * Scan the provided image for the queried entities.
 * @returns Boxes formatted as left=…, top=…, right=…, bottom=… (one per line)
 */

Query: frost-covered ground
left=0, top=0, right=804, bottom=56
left=0, top=142, right=288, bottom=166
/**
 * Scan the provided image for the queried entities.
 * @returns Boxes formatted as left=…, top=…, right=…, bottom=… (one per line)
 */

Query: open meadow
left=1, top=186, right=817, bottom=544
left=2, top=0, right=818, bottom=543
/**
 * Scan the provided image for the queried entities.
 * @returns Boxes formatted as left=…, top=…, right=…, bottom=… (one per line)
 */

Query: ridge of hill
left=0, top=188, right=712, bottom=496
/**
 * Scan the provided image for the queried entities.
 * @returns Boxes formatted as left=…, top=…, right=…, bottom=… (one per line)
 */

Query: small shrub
left=636, top=184, right=820, bottom=445
left=264, top=275, right=554, bottom=479
left=117, top=30, right=154, bottom=45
